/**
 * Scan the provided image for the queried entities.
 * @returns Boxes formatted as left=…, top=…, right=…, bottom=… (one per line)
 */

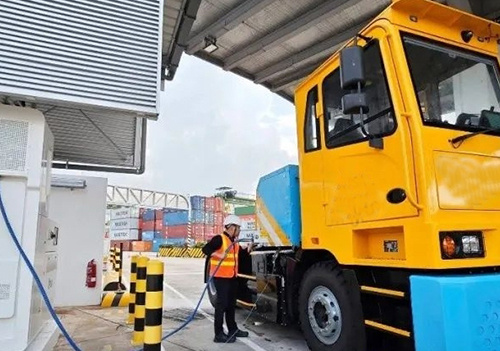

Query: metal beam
left=186, top=0, right=275, bottom=55
left=254, top=22, right=366, bottom=84
left=270, top=60, right=324, bottom=92
left=446, top=0, right=472, bottom=12
left=107, top=185, right=189, bottom=209
left=223, top=0, right=362, bottom=70
left=164, top=0, right=202, bottom=81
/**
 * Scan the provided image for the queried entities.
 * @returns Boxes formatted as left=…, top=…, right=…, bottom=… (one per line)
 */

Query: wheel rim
left=307, top=286, right=342, bottom=345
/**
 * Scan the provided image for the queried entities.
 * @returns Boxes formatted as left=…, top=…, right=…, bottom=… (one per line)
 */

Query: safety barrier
left=109, top=246, right=115, bottom=267
left=132, top=256, right=149, bottom=346
left=114, top=246, right=122, bottom=273
left=127, top=256, right=138, bottom=325
left=100, top=291, right=130, bottom=307
left=103, top=243, right=125, bottom=292
left=144, top=260, right=164, bottom=351
left=158, top=247, right=204, bottom=258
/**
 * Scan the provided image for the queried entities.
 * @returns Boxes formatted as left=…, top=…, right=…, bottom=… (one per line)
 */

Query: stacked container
left=109, top=207, right=141, bottom=242
left=205, top=197, right=225, bottom=241
left=189, top=196, right=226, bottom=242
left=163, top=209, right=189, bottom=247
left=141, top=208, right=154, bottom=241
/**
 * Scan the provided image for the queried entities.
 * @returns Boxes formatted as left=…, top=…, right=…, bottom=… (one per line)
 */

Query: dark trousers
left=214, top=277, right=238, bottom=336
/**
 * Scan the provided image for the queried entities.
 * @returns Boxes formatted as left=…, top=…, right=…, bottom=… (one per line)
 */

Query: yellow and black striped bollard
left=109, top=246, right=116, bottom=268
left=144, top=260, right=164, bottom=351
left=132, top=256, right=149, bottom=346
left=115, top=245, right=122, bottom=273
left=127, top=255, right=138, bottom=325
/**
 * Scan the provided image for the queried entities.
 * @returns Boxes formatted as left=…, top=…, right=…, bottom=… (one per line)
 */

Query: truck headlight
left=439, top=231, right=484, bottom=259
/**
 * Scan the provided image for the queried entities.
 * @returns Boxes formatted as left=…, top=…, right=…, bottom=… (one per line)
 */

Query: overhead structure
left=1, top=0, right=498, bottom=174
left=0, top=0, right=199, bottom=174
left=163, top=0, right=500, bottom=102
left=106, top=185, right=189, bottom=209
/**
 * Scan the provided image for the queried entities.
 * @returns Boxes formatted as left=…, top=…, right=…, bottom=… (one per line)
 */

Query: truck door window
left=304, top=87, right=320, bottom=152
left=403, top=35, right=500, bottom=132
left=322, top=40, right=396, bottom=148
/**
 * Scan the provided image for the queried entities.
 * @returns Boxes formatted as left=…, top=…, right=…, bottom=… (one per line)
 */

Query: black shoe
left=213, top=333, right=236, bottom=343
left=230, top=329, right=249, bottom=338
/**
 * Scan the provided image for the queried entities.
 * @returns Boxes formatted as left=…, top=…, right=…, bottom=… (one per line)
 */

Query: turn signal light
left=439, top=231, right=484, bottom=259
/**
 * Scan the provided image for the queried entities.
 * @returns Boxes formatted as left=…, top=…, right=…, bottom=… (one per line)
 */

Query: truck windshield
left=403, top=35, right=500, bottom=133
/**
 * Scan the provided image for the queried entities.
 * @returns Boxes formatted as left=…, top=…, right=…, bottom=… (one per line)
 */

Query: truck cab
left=206, top=1, right=500, bottom=350
left=293, top=1, right=500, bottom=350
left=296, top=0, right=500, bottom=270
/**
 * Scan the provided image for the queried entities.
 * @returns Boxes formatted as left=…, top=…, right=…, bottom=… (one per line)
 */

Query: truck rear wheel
left=299, top=262, right=365, bottom=351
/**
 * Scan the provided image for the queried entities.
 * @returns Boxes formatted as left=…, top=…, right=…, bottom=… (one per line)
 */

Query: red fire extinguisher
left=86, top=259, right=97, bottom=288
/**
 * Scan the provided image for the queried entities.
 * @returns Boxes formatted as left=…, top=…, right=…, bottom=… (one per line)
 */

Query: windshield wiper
left=449, top=127, right=500, bottom=148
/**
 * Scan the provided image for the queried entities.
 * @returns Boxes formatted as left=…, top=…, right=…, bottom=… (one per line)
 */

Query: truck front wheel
left=298, top=262, right=365, bottom=351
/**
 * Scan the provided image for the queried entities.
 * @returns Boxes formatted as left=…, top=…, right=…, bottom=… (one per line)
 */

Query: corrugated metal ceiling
left=162, top=0, right=500, bottom=102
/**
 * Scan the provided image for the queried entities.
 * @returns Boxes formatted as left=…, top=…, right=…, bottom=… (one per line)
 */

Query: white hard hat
left=223, top=214, right=242, bottom=227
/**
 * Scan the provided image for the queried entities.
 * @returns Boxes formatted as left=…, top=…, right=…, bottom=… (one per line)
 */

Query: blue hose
left=0, top=181, right=83, bottom=351
left=0, top=179, right=248, bottom=351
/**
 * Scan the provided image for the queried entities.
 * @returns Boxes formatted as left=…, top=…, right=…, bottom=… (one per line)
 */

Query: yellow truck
left=206, top=0, right=500, bottom=350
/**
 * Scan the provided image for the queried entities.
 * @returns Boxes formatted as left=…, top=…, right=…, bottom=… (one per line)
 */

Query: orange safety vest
left=210, top=234, right=239, bottom=278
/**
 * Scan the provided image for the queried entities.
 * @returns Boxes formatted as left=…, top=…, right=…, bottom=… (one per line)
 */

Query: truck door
left=322, top=38, right=418, bottom=226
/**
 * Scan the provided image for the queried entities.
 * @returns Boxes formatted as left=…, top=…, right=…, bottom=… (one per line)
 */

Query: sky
left=61, top=55, right=298, bottom=197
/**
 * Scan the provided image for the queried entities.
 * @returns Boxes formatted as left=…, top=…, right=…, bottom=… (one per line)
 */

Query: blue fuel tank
left=256, top=165, right=301, bottom=247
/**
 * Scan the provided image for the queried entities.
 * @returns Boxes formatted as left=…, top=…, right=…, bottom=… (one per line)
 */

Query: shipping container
left=110, top=218, right=140, bottom=231
left=192, top=224, right=205, bottom=237
left=109, top=229, right=140, bottom=241
left=109, top=240, right=133, bottom=252
left=205, top=212, right=214, bottom=225
left=154, top=219, right=163, bottom=231
left=162, top=226, right=169, bottom=237
left=194, top=233, right=206, bottom=243
left=166, top=238, right=186, bottom=246
left=214, top=212, right=224, bottom=226
left=168, top=225, right=188, bottom=238
left=205, top=197, right=215, bottom=211
left=205, top=233, right=217, bottom=241
left=141, top=208, right=155, bottom=221
left=142, top=231, right=155, bottom=241
left=154, top=231, right=163, bottom=239
left=142, top=221, right=155, bottom=231
left=190, top=210, right=205, bottom=224
left=132, top=241, right=152, bottom=252
left=190, top=196, right=205, bottom=211
left=234, top=205, right=256, bottom=216
left=204, top=225, right=215, bottom=238
left=155, top=209, right=164, bottom=221
left=163, top=210, right=189, bottom=226
left=214, top=225, right=223, bottom=236
left=152, top=238, right=169, bottom=252
left=163, top=207, right=180, bottom=214
left=239, top=214, right=257, bottom=230
left=214, top=197, right=224, bottom=212
left=110, top=207, right=140, bottom=220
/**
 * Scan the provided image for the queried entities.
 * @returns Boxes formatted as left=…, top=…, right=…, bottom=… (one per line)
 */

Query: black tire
left=205, top=256, right=218, bottom=308
left=298, top=262, right=365, bottom=351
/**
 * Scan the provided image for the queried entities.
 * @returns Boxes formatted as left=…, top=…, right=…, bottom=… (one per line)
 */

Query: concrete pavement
left=53, top=257, right=308, bottom=351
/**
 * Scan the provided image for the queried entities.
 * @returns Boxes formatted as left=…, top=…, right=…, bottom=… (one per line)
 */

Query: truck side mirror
left=340, top=46, right=366, bottom=90
left=339, top=44, right=382, bottom=149
left=340, top=45, right=369, bottom=115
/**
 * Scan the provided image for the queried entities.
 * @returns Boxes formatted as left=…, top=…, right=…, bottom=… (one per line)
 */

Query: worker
left=202, top=214, right=250, bottom=343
